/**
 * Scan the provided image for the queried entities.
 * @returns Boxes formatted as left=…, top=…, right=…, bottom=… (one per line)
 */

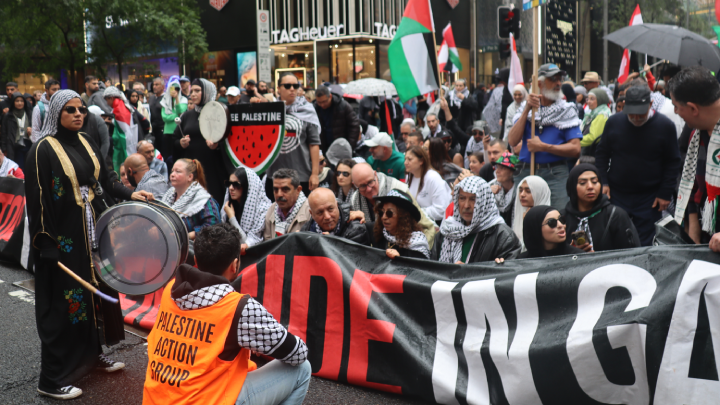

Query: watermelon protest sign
left=224, top=102, right=285, bottom=175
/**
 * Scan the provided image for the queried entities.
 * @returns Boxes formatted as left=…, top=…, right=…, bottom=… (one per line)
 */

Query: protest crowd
left=7, top=30, right=720, bottom=404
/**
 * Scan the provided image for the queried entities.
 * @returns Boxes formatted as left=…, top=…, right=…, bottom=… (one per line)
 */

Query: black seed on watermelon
left=252, top=142, right=255, bottom=148
left=247, top=153, right=251, bottom=158
left=235, top=146, right=238, bottom=152
left=243, top=128, right=245, bottom=133
left=260, top=134, right=264, bottom=141
left=268, top=144, right=271, bottom=149
left=253, top=161, right=257, bottom=165
left=242, top=158, right=246, bottom=163
left=272, top=128, right=276, bottom=134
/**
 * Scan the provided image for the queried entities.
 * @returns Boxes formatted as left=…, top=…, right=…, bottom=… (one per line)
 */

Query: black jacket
left=373, top=236, right=427, bottom=259
left=149, top=94, right=164, bottom=138
left=445, top=93, right=478, bottom=132
left=300, top=201, right=370, bottom=246
left=313, top=94, right=360, bottom=153
left=562, top=195, right=640, bottom=252
left=0, top=93, right=32, bottom=159
left=431, top=223, right=522, bottom=263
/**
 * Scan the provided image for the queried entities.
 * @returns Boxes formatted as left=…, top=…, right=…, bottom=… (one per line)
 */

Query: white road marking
left=9, top=290, right=35, bottom=305
left=0, top=279, right=4, bottom=283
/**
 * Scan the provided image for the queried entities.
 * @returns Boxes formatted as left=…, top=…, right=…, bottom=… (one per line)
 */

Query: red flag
left=618, top=5, right=643, bottom=84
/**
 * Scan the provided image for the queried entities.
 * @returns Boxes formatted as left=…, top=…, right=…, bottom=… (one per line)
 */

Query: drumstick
left=57, top=262, right=119, bottom=304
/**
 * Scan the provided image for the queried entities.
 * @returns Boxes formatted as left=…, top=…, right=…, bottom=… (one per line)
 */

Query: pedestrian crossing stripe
left=9, top=290, right=35, bottom=305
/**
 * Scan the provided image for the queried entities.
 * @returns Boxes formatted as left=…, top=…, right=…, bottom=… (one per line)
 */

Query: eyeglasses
left=336, top=171, right=351, bottom=178
left=379, top=209, right=395, bottom=219
left=224, top=180, right=242, bottom=189
left=63, top=106, right=88, bottom=115
left=472, top=130, right=484, bottom=136
left=281, top=83, right=300, bottom=90
left=543, top=215, right=566, bottom=229
left=545, top=75, right=563, bottom=83
left=357, top=178, right=376, bottom=191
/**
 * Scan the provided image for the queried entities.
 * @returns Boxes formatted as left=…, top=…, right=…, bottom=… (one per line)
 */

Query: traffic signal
left=498, top=7, right=521, bottom=40
left=499, top=40, right=511, bottom=59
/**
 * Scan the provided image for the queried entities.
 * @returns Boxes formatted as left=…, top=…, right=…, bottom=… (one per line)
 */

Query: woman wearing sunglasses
left=26, top=90, right=155, bottom=400
left=519, top=205, right=584, bottom=259
left=373, top=190, right=430, bottom=259
left=332, top=158, right=357, bottom=204
left=221, top=167, right=271, bottom=248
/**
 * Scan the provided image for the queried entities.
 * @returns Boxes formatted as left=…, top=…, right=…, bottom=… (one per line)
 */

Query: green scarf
left=581, top=88, right=610, bottom=129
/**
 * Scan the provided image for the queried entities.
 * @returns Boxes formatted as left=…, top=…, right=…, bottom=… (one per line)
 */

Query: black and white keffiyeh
left=221, top=169, right=271, bottom=246
left=274, top=191, right=307, bottom=235
left=383, top=229, right=429, bottom=258
left=448, top=88, right=470, bottom=108
left=651, top=92, right=666, bottom=112
left=439, top=176, right=505, bottom=263
left=311, top=218, right=341, bottom=235
left=103, top=85, right=134, bottom=113
left=286, top=96, right=321, bottom=131
left=192, top=78, right=217, bottom=113
left=489, top=179, right=514, bottom=214
left=483, top=85, right=505, bottom=134
left=513, top=98, right=582, bottom=130
left=161, top=181, right=213, bottom=218
left=36, top=90, right=81, bottom=140
left=350, top=172, right=395, bottom=220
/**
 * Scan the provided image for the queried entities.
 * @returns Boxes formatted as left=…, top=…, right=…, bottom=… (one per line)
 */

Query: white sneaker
left=37, top=385, right=83, bottom=400
left=97, top=354, right=125, bottom=372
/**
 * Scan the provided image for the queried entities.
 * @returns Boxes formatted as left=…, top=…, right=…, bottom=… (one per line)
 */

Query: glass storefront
left=270, top=36, right=390, bottom=88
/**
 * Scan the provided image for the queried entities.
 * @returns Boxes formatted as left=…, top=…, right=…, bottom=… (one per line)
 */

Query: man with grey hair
left=464, top=120, right=487, bottom=168
left=263, top=168, right=311, bottom=239
left=446, top=78, right=477, bottom=130
left=149, top=77, right=166, bottom=154
left=507, top=63, right=582, bottom=210
left=398, top=119, right=415, bottom=152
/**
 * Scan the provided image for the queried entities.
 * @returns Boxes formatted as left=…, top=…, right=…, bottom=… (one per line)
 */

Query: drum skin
left=93, top=201, right=188, bottom=295
left=199, top=100, right=230, bottom=143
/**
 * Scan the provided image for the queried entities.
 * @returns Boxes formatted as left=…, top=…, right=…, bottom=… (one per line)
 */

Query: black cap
left=624, top=86, right=651, bottom=115
left=496, top=68, right=510, bottom=83
left=246, top=79, right=256, bottom=86
left=538, top=63, right=566, bottom=78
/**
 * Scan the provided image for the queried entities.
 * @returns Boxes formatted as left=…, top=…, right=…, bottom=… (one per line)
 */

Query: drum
left=199, top=100, right=231, bottom=143
left=93, top=201, right=188, bottom=295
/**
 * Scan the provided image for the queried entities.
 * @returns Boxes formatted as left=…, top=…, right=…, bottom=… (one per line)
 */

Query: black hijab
left=565, top=163, right=610, bottom=216
left=523, top=205, right=583, bottom=258
left=9, top=92, right=29, bottom=119
left=229, top=167, right=249, bottom=218
left=561, top=84, right=576, bottom=104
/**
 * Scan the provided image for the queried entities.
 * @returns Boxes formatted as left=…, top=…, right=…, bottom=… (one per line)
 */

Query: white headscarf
left=192, top=78, right=217, bottom=112
left=161, top=78, right=187, bottom=115
left=512, top=84, right=528, bottom=107
left=511, top=175, right=551, bottom=243
left=438, top=176, right=505, bottom=263
left=36, top=90, right=81, bottom=139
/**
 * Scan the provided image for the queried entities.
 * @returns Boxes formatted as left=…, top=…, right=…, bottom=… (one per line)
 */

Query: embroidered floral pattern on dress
left=57, top=236, right=73, bottom=253
left=64, top=288, right=87, bottom=323
left=51, top=172, right=65, bottom=200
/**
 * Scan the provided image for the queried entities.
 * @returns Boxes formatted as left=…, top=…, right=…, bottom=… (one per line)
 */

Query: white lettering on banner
left=655, top=260, right=720, bottom=405
left=567, top=265, right=655, bottom=405
left=289, top=28, right=299, bottom=42
left=430, top=281, right=461, bottom=405
left=240, top=112, right=282, bottom=122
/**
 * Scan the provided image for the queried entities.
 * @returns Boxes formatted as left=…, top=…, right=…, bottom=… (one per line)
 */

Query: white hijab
left=511, top=175, right=551, bottom=243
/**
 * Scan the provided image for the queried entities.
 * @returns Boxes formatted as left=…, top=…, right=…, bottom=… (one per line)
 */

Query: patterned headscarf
left=439, top=176, right=505, bottom=263
left=103, top=85, right=134, bottom=113
left=220, top=168, right=272, bottom=246
left=191, top=78, right=217, bottom=112
left=36, top=90, right=81, bottom=139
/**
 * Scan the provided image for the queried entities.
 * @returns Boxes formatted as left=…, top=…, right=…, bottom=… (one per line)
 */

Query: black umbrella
left=605, top=23, right=720, bottom=72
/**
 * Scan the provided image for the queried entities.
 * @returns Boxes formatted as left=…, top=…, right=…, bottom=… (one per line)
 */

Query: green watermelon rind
left=224, top=123, right=285, bottom=176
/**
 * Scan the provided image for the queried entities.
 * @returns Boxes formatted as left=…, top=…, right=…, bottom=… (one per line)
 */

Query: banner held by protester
left=223, top=102, right=286, bottom=175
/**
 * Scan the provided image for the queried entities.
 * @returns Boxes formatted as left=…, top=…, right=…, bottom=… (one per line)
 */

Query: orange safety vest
left=143, top=279, right=250, bottom=405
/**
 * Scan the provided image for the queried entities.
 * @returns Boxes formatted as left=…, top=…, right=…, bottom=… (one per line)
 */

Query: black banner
left=0, top=178, right=29, bottom=267
left=230, top=232, right=720, bottom=404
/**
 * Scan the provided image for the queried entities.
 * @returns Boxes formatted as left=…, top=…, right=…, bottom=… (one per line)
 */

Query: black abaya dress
left=25, top=128, right=133, bottom=390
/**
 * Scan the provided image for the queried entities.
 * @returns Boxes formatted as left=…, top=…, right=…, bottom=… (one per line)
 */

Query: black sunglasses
left=281, top=83, right=300, bottom=90
left=379, top=209, right=395, bottom=219
left=64, top=106, right=88, bottom=115
left=442, top=138, right=452, bottom=144
left=336, top=171, right=351, bottom=178
left=224, top=180, right=242, bottom=189
left=543, top=215, right=566, bottom=229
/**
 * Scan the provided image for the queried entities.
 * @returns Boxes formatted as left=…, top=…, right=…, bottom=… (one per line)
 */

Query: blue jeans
left=236, top=360, right=312, bottom=405
left=513, top=162, right=570, bottom=211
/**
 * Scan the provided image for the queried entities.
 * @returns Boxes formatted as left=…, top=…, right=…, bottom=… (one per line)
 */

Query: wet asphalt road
left=0, top=262, right=428, bottom=405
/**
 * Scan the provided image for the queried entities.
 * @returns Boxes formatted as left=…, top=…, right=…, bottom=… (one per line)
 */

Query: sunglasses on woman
left=336, top=171, right=351, bottom=178
left=281, top=83, right=300, bottom=90
left=543, top=215, right=566, bottom=229
left=64, top=106, right=88, bottom=115
left=378, top=209, right=395, bottom=219
left=224, top=180, right=242, bottom=189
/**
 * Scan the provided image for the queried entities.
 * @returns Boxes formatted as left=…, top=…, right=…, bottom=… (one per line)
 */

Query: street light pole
left=603, top=0, right=608, bottom=82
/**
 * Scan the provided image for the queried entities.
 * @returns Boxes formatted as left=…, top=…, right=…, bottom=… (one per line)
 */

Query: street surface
left=0, top=261, right=427, bottom=404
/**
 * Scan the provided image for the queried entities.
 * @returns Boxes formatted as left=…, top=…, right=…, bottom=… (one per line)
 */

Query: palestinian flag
left=111, top=99, right=139, bottom=173
left=389, top=0, right=439, bottom=103
left=437, top=23, right=462, bottom=73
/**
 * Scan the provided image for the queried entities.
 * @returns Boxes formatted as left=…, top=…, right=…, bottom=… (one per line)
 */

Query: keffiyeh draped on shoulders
left=286, top=96, right=321, bottom=131
left=221, top=169, right=271, bottom=246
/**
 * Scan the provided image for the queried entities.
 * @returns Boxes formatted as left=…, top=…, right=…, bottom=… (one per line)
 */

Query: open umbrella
left=343, top=78, right=397, bottom=98
left=605, top=24, right=720, bottom=72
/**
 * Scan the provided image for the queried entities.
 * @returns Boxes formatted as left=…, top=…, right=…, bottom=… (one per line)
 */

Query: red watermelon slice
left=224, top=123, right=285, bottom=175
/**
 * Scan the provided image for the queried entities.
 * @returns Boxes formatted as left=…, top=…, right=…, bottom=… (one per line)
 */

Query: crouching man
left=143, top=223, right=311, bottom=405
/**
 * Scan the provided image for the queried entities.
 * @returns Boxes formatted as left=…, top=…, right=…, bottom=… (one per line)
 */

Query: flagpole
left=530, top=6, right=539, bottom=176
left=432, top=30, right=442, bottom=91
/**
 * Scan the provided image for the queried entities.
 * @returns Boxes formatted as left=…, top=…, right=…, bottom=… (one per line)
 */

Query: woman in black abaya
left=172, top=78, right=229, bottom=203
left=25, top=90, right=154, bottom=400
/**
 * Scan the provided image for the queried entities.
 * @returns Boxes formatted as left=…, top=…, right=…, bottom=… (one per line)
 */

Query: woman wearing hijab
left=25, top=90, right=154, bottom=400
left=519, top=205, right=585, bottom=258
left=1, top=92, right=33, bottom=169
left=160, top=78, right=187, bottom=161
left=173, top=78, right=229, bottom=204
left=511, top=175, right=551, bottom=246
left=104, top=86, right=141, bottom=172
left=504, top=85, right=527, bottom=135
left=373, top=189, right=430, bottom=259
left=562, top=163, right=640, bottom=252
left=25, top=92, right=36, bottom=109
left=221, top=167, right=271, bottom=248
left=580, top=88, right=611, bottom=157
